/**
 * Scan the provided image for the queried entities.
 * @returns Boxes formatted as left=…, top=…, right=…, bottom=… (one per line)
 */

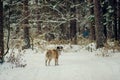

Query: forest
left=0, top=0, right=120, bottom=62
left=0, top=0, right=120, bottom=80
left=0, top=0, right=120, bottom=61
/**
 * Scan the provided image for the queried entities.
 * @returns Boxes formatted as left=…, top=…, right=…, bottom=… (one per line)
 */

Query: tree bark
left=0, top=0, right=4, bottom=63
left=22, top=0, right=30, bottom=49
left=70, top=19, right=77, bottom=44
left=112, top=0, right=118, bottom=40
left=117, top=0, right=120, bottom=44
left=70, top=0, right=77, bottom=44
left=35, top=0, right=41, bottom=34
left=93, top=0, right=105, bottom=48
left=60, top=23, right=67, bottom=40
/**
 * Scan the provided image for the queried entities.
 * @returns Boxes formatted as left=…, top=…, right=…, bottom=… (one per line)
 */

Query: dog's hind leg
left=48, top=59, right=52, bottom=66
left=45, top=58, right=48, bottom=66
left=55, top=58, right=58, bottom=66
left=45, top=59, right=47, bottom=66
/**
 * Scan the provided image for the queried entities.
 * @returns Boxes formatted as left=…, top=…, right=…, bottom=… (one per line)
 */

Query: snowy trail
left=0, top=49, right=120, bottom=80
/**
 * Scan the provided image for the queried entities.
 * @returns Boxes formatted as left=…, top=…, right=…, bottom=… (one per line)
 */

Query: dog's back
left=46, top=49, right=59, bottom=59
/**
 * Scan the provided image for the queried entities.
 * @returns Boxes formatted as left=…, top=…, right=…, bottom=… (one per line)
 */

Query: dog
left=45, top=46, right=63, bottom=66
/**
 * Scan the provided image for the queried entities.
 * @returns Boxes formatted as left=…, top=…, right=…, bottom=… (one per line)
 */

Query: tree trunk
left=117, top=0, right=120, bottom=44
left=60, top=23, right=67, bottom=40
left=0, top=0, right=4, bottom=63
left=70, top=19, right=77, bottom=44
left=22, top=0, right=30, bottom=49
left=35, top=0, right=41, bottom=34
left=70, top=0, right=77, bottom=44
left=112, top=0, right=118, bottom=40
left=93, top=0, right=105, bottom=48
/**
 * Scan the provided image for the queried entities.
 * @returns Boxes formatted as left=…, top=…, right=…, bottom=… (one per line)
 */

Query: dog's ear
left=57, top=46, right=60, bottom=49
left=60, top=46, right=63, bottom=49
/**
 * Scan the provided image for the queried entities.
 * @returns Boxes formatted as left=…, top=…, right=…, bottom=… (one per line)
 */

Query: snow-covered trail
left=0, top=49, right=120, bottom=80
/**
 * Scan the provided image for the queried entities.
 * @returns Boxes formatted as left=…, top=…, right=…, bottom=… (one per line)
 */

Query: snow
left=0, top=44, right=120, bottom=80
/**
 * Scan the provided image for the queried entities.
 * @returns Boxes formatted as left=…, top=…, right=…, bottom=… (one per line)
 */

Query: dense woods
left=0, top=0, right=120, bottom=63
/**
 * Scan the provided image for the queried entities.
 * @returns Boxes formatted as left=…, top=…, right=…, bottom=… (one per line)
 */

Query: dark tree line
left=88, top=0, right=120, bottom=48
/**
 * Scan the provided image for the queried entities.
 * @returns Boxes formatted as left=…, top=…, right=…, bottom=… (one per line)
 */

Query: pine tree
left=105, top=0, right=113, bottom=39
left=112, top=0, right=118, bottom=40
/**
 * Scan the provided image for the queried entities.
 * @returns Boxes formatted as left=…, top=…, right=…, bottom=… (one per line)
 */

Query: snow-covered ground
left=0, top=44, right=120, bottom=80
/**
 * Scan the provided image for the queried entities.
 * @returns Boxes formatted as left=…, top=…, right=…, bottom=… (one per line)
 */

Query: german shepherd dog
left=45, top=46, right=63, bottom=66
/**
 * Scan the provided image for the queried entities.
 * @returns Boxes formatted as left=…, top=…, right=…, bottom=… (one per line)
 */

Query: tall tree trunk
left=0, top=0, right=4, bottom=63
left=3, top=0, right=12, bottom=57
left=93, top=0, right=105, bottom=48
left=35, top=0, right=41, bottom=34
left=112, top=0, right=118, bottom=40
left=60, top=23, right=67, bottom=40
left=117, top=0, right=120, bottom=44
left=22, top=0, right=30, bottom=49
left=70, top=19, right=77, bottom=44
left=88, top=0, right=96, bottom=41
left=70, top=0, right=77, bottom=44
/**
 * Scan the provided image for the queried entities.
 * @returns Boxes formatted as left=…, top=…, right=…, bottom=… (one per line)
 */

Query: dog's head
left=56, top=46, right=63, bottom=52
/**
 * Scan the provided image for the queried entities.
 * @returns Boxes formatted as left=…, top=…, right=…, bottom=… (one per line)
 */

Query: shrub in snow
left=6, top=52, right=26, bottom=68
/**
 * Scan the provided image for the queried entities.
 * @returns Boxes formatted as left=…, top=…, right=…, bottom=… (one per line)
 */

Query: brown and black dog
left=45, top=46, right=63, bottom=66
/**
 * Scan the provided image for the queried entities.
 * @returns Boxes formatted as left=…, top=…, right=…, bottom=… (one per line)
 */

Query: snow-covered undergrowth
left=0, top=44, right=120, bottom=80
